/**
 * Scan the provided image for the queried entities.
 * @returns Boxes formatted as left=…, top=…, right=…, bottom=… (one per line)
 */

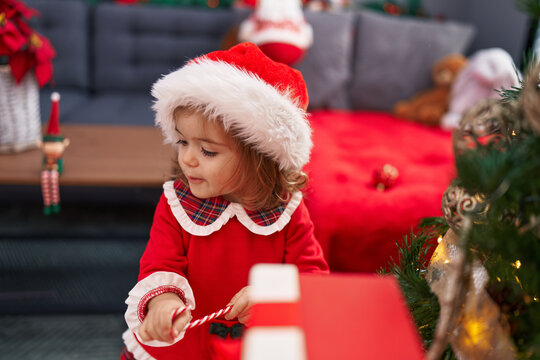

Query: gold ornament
left=427, top=229, right=516, bottom=360
left=441, top=184, right=489, bottom=234
left=453, top=96, right=526, bottom=156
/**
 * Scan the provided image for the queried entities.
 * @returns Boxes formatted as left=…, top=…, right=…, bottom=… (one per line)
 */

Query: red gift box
left=243, top=264, right=424, bottom=360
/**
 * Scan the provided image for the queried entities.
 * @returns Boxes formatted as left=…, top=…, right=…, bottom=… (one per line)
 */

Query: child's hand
left=138, top=292, right=192, bottom=343
left=225, top=286, right=252, bottom=324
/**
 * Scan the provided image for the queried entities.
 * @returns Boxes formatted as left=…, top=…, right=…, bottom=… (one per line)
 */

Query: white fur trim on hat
left=152, top=59, right=312, bottom=172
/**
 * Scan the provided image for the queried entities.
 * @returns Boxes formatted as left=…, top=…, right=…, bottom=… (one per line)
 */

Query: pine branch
left=380, top=225, right=456, bottom=358
left=516, top=0, right=540, bottom=18
left=497, top=86, right=525, bottom=103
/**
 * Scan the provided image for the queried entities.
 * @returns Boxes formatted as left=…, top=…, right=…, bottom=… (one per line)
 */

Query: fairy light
left=437, top=235, right=443, bottom=243
left=496, top=276, right=502, bottom=282
left=462, top=317, right=490, bottom=350
left=515, top=275, right=523, bottom=289
left=512, top=130, right=517, bottom=136
left=513, top=260, right=522, bottom=269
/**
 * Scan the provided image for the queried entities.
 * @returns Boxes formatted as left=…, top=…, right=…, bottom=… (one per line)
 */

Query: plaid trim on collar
left=244, top=204, right=287, bottom=226
left=173, top=180, right=287, bottom=227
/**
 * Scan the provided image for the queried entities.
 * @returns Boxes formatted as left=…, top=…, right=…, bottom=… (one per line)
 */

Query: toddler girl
left=121, top=42, right=328, bottom=360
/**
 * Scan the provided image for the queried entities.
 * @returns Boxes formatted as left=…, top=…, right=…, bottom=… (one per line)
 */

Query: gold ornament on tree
left=440, top=183, right=489, bottom=233
left=426, top=181, right=516, bottom=359
left=426, top=227, right=516, bottom=360
left=452, top=98, right=522, bottom=156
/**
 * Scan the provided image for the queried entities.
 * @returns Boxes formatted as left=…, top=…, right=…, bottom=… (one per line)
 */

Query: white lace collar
left=163, top=180, right=302, bottom=236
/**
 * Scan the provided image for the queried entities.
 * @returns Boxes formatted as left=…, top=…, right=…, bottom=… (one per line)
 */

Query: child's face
left=175, top=110, right=241, bottom=200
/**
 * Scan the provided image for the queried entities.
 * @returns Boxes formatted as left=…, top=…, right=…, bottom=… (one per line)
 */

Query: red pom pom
left=258, top=42, right=306, bottom=66
left=373, top=164, right=399, bottom=191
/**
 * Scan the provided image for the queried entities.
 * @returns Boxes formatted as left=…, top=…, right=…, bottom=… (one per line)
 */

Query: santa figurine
left=40, top=92, right=69, bottom=215
left=238, top=0, right=313, bottom=66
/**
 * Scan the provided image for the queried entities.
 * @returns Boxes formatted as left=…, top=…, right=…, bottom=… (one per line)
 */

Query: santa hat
left=152, top=42, right=312, bottom=172
left=43, top=92, right=63, bottom=141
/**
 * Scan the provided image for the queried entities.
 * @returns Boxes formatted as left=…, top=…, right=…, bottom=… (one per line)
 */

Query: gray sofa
left=3, top=0, right=479, bottom=315
left=4, top=0, right=483, bottom=310
left=28, top=0, right=476, bottom=127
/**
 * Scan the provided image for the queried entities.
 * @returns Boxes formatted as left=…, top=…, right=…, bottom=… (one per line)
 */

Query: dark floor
left=1, top=185, right=161, bottom=359
left=0, top=313, right=126, bottom=359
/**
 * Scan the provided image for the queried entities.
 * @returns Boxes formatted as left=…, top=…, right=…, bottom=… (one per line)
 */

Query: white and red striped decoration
left=41, top=170, right=60, bottom=206
left=171, top=305, right=234, bottom=331
left=184, top=305, right=233, bottom=330
left=242, top=264, right=306, bottom=360
left=50, top=170, right=59, bottom=205
left=41, top=170, right=52, bottom=206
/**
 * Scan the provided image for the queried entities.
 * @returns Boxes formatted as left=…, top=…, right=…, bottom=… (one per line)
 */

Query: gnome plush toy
left=441, top=48, right=521, bottom=130
left=41, top=92, right=69, bottom=215
left=238, top=0, right=313, bottom=66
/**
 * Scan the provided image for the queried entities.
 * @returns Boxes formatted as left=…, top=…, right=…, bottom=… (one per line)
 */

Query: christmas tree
left=383, top=60, right=539, bottom=359
left=382, top=2, right=540, bottom=358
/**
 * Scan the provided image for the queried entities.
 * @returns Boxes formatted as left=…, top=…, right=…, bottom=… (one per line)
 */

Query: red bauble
left=372, top=164, right=399, bottom=191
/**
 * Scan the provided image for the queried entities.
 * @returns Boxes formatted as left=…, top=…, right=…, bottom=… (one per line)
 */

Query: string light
left=462, top=317, right=490, bottom=350
left=515, top=275, right=523, bottom=289
left=437, top=235, right=443, bottom=243
left=513, top=260, right=522, bottom=269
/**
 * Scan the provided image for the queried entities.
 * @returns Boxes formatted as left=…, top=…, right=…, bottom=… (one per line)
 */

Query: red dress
left=122, top=180, right=329, bottom=360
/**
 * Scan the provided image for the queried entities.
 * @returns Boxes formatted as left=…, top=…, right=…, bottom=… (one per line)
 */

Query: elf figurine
left=40, top=92, right=69, bottom=215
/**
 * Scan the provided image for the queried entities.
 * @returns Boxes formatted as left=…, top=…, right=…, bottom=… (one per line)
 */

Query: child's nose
left=181, top=147, right=198, bottom=167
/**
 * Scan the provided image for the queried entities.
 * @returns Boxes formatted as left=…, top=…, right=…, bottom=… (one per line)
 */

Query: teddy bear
left=394, top=53, right=468, bottom=126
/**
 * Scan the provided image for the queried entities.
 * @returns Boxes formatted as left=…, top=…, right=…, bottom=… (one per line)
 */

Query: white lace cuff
left=124, top=271, right=196, bottom=347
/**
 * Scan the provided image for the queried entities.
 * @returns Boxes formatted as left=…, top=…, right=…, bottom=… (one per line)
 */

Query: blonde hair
left=172, top=105, right=308, bottom=210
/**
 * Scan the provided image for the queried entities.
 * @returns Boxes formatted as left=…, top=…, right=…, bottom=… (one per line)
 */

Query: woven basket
left=0, top=65, right=41, bottom=153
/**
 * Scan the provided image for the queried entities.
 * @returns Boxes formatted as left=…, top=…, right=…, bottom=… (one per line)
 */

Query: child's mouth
left=188, top=176, right=204, bottom=183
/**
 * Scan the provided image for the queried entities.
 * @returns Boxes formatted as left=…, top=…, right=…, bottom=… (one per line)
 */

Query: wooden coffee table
left=0, top=125, right=175, bottom=187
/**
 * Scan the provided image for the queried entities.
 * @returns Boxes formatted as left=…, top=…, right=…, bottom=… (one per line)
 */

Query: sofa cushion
left=349, top=11, right=475, bottom=111
left=93, top=4, right=237, bottom=92
left=295, top=11, right=355, bottom=110
left=26, top=0, right=90, bottom=90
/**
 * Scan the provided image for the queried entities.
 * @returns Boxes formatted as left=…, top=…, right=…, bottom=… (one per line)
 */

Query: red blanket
left=304, top=110, right=455, bottom=273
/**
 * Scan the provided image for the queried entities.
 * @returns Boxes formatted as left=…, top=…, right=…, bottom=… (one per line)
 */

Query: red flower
left=0, top=10, right=27, bottom=54
left=0, top=0, right=55, bottom=87
left=0, top=0, right=37, bottom=19
left=10, top=32, right=56, bottom=87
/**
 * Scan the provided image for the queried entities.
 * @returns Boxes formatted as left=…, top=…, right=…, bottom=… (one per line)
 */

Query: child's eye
left=176, top=139, right=187, bottom=146
left=202, top=147, right=217, bottom=157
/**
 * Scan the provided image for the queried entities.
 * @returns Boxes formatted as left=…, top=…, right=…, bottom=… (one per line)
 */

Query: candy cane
left=172, top=305, right=234, bottom=331
left=185, top=305, right=233, bottom=330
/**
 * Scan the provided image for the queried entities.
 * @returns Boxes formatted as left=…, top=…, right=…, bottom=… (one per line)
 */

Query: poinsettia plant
left=0, top=0, right=55, bottom=87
